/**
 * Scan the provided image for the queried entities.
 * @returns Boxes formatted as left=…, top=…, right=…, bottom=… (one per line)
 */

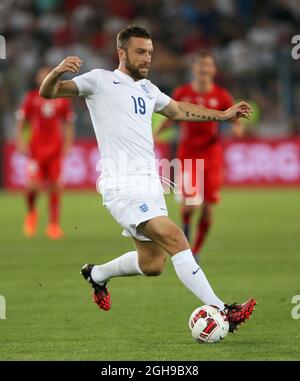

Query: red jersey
left=173, top=83, right=233, bottom=158
left=18, top=89, right=74, bottom=161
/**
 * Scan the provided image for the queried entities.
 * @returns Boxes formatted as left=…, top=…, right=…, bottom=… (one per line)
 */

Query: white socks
left=171, top=249, right=225, bottom=310
left=91, top=248, right=224, bottom=310
left=91, top=251, right=144, bottom=285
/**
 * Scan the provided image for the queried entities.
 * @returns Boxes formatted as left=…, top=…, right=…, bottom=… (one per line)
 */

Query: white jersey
left=73, top=69, right=170, bottom=185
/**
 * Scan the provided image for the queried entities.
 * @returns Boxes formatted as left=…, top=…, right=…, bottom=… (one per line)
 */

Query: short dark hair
left=195, top=49, right=217, bottom=63
left=117, top=25, right=152, bottom=50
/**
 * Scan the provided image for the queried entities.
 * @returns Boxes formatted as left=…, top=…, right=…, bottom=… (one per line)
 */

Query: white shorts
left=97, top=174, right=168, bottom=241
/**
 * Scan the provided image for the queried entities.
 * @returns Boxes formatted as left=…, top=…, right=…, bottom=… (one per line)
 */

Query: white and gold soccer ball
left=189, top=305, right=229, bottom=343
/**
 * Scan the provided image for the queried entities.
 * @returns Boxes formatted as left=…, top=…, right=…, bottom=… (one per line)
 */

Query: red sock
left=26, top=190, right=37, bottom=212
left=181, top=209, right=193, bottom=240
left=192, top=217, right=211, bottom=255
left=49, top=191, right=60, bottom=225
left=182, top=210, right=192, bottom=225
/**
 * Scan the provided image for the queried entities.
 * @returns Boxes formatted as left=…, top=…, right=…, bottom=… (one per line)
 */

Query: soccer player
left=39, top=26, right=256, bottom=333
left=16, top=67, right=75, bottom=239
left=156, top=51, right=244, bottom=260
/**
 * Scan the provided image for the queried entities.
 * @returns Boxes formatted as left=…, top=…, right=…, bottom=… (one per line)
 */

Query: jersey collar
left=114, top=69, right=143, bottom=84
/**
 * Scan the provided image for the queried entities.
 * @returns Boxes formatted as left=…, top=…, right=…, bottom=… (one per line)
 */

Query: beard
left=125, top=54, right=149, bottom=80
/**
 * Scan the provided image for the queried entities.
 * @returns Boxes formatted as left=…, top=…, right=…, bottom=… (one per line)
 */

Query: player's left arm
left=158, top=99, right=252, bottom=122
left=221, top=90, right=245, bottom=138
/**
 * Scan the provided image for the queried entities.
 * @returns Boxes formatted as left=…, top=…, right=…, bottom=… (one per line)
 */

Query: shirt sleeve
left=153, top=84, right=171, bottom=112
left=72, top=69, right=102, bottom=98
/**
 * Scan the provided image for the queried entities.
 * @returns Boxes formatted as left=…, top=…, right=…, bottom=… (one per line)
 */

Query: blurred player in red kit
left=157, top=51, right=243, bottom=260
left=16, top=67, right=75, bottom=239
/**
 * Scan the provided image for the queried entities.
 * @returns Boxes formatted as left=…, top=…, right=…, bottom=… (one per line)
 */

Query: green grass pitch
left=0, top=189, right=299, bottom=360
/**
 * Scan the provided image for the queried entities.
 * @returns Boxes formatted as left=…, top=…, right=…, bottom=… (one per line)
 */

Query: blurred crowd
left=0, top=0, right=300, bottom=139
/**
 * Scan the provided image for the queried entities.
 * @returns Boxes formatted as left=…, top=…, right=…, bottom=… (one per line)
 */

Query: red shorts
left=26, top=156, right=62, bottom=184
left=177, top=152, right=223, bottom=204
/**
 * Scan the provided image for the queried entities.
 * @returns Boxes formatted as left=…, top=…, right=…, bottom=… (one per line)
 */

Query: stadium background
left=1, top=0, right=300, bottom=188
left=0, top=0, right=300, bottom=361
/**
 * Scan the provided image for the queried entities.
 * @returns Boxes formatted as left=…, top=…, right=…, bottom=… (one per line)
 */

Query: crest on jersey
left=209, top=98, right=218, bottom=107
left=140, top=84, right=154, bottom=99
left=41, top=102, right=55, bottom=117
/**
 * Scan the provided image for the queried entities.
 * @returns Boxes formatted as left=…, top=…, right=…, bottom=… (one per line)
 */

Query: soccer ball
left=188, top=305, right=229, bottom=344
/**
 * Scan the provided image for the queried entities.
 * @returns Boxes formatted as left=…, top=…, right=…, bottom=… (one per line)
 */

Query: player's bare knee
left=140, top=256, right=166, bottom=276
left=160, top=224, right=187, bottom=248
left=141, top=264, right=164, bottom=277
left=144, top=268, right=163, bottom=277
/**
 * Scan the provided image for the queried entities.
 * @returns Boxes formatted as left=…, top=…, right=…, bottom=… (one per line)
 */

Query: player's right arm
left=39, top=56, right=83, bottom=99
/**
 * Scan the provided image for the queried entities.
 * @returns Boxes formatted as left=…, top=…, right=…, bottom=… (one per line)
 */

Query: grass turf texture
left=0, top=189, right=299, bottom=361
